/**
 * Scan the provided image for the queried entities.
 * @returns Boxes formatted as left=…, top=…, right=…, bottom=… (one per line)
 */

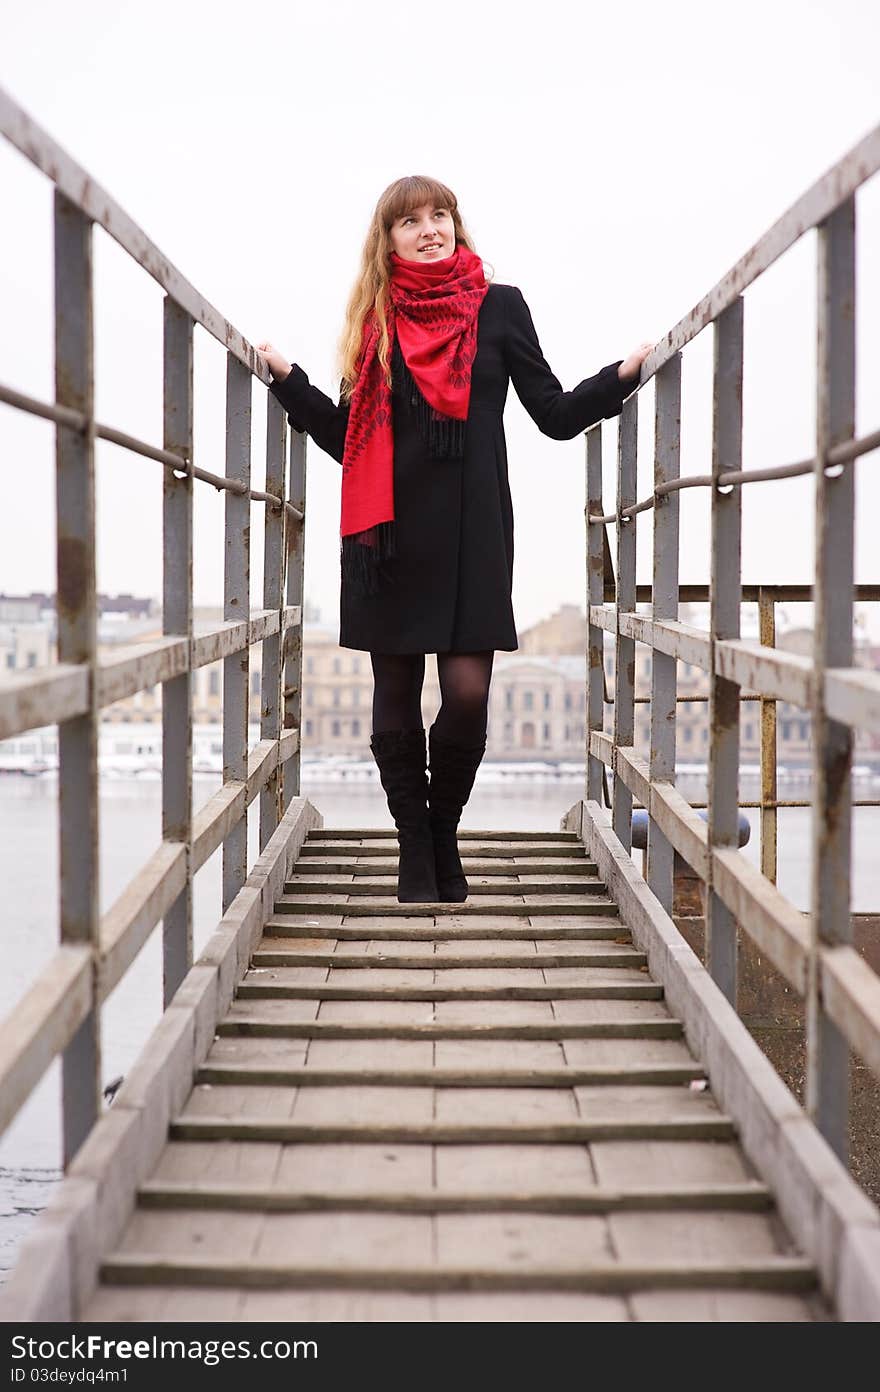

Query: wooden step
left=136, top=1181, right=771, bottom=1214
left=252, top=948, right=636, bottom=969
left=283, top=877, right=610, bottom=897
left=294, top=857, right=599, bottom=875
left=271, top=898, right=619, bottom=917
left=169, top=1118, right=738, bottom=1143
left=99, top=1252, right=815, bottom=1295
left=300, top=843, right=594, bottom=860
left=194, top=1063, right=705, bottom=1088
left=306, top=829, right=582, bottom=842
left=215, top=1019, right=684, bottom=1041
left=262, top=920, right=623, bottom=940
left=236, top=985, right=659, bottom=1003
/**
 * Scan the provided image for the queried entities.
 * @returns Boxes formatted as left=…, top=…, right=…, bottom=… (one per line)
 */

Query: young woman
left=256, top=175, right=652, bottom=906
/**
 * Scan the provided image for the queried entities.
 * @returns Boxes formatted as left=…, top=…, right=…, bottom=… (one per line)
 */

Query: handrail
left=0, top=88, right=308, bottom=1168
left=585, top=119, right=880, bottom=1167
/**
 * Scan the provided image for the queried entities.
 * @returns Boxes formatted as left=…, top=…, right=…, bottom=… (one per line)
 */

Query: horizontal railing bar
left=0, top=665, right=88, bottom=739
left=191, top=733, right=299, bottom=873
left=711, top=848, right=809, bottom=995
left=99, top=843, right=187, bottom=1000
left=824, top=668, right=880, bottom=735
left=0, top=945, right=92, bottom=1137
left=591, top=427, right=879, bottom=527
left=820, top=946, right=880, bottom=1080
left=97, top=637, right=189, bottom=708
left=715, top=640, right=813, bottom=707
left=0, top=381, right=304, bottom=523
left=638, top=122, right=880, bottom=379
left=0, top=612, right=303, bottom=738
left=0, top=89, right=269, bottom=381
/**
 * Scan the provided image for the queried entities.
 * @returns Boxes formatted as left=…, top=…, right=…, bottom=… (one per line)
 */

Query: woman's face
left=388, top=202, right=456, bottom=262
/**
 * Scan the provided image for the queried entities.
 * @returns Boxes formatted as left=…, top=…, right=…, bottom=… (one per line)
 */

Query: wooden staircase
left=85, top=828, right=827, bottom=1321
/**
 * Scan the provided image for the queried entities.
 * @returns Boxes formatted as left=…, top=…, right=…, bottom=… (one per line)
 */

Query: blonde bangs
left=377, top=176, right=460, bottom=229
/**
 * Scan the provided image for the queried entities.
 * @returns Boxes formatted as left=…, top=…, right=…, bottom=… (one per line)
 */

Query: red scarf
left=339, top=244, right=488, bottom=591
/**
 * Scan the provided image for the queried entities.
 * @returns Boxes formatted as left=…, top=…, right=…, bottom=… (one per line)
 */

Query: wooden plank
left=252, top=949, right=637, bottom=969
left=137, top=1182, right=772, bottom=1214
left=99, top=1255, right=815, bottom=1292
left=263, top=920, right=622, bottom=940
left=168, top=1118, right=736, bottom=1142
left=282, top=878, right=610, bottom=897
left=271, top=898, right=618, bottom=917
left=237, top=984, right=660, bottom=1002
left=215, top=1020, right=684, bottom=1041
left=195, top=1064, right=705, bottom=1088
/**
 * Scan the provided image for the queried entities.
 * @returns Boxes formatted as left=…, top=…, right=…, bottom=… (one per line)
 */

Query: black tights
left=370, top=651, right=494, bottom=745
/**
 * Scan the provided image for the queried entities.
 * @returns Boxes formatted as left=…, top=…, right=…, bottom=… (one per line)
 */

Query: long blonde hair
left=338, top=175, right=479, bottom=401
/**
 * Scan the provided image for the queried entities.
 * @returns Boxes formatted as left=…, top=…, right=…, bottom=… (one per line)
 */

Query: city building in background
left=1, top=593, right=878, bottom=764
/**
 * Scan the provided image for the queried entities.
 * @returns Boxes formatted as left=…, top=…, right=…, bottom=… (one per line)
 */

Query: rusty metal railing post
left=807, top=196, right=857, bottom=1158
left=260, top=394, right=287, bottom=850
left=758, top=589, right=778, bottom=885
left=612, top=397, right=638, bottom=851
left=161, top=298, right=194, bottom=1004
left=585, top=427, right=604, bottom=804
left=647, top=356, right=682, bottom=912
left=706, top=297, right=744, bottom=1005
left=54, top=190, right=101, bottom=1163
left=222, top=355, right=251, bottom=911
left=282, top=430, right=307, bottom=810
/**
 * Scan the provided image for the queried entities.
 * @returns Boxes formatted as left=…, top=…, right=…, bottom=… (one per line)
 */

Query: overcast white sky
left=1, top=0, right=878, bottom=638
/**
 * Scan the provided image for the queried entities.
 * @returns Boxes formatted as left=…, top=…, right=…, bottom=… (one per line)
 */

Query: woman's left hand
left=618, top=341, right=656, bottom=383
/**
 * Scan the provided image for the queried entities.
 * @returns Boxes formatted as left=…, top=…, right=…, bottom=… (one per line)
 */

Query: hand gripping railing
left=584, top=119, right=880, bottom=1163
left=0, top=87, right=307, bottom=1164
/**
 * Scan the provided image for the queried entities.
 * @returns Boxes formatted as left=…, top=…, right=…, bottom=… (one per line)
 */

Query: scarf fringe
left=393, top=339, right=467, bottom=460
left=340, top=521, right=397, bottom=596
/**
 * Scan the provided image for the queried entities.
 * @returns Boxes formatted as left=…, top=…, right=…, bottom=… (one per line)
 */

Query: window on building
left=251, top=670, right=261, bottom=694
left=353, top=687, right=360, bottom=706
left=305, top=720, right=313, bottom=737
left=799, top=720, right=810, bottom=740
left=743, top=722, right=754, bottom=742
left=683, top=726, right=693, bottom=743
left=27, top=652, right=38, bottom=668
left=505, top=689, right=513, bottom=711
left=701, top=728, right=709, bottom=743
left=781, top=720, right=792, bottom=740
left=209, top=669, right=220, bottom=696
left=306, top=657, right=315, bottom=675
left=352, top=719, right=361, bottom=736
left=332, top=657, right=341, bottom=674
left=564, top=692, right=572, bottom=711
left=331, top=719, right=340, bottom=737
left=332, top=689, right=340, bottom=707
left=306, top=689, right=314, bottom=707
left=352, top=657, right=361, bottom=673
left=543, top=691, right=551, bottom=710
left=5, top=653, right=14, bottom=669
left=542, top=722, right=551, bottom=741
left=523, top=691, right=534, bottom=711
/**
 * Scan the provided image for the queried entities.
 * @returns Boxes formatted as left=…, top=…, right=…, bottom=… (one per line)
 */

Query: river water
left=2, top=766, right=879, bottom=1284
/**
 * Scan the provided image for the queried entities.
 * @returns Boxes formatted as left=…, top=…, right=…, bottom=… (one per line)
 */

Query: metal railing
left=585, top=121, right=880, bottom=1161
left=0, top=88, right=307, bottom=1164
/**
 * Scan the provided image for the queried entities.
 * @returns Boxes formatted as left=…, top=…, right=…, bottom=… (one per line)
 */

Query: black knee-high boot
left=427, top=725, right=487, bottom=903
left=369, top=728, right=439, bottom=904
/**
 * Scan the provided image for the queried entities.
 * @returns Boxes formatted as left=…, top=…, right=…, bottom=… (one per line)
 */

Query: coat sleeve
left=268, top=365, right=349, bottom=464
left=503, top=285, right=637, bottom=440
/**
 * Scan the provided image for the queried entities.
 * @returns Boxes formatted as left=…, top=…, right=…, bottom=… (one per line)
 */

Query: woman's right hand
left=255, top=341, right=292, bottom=381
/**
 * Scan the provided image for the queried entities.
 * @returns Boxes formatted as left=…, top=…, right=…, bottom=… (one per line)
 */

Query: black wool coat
left=269, top=283, right=635, bottom=655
